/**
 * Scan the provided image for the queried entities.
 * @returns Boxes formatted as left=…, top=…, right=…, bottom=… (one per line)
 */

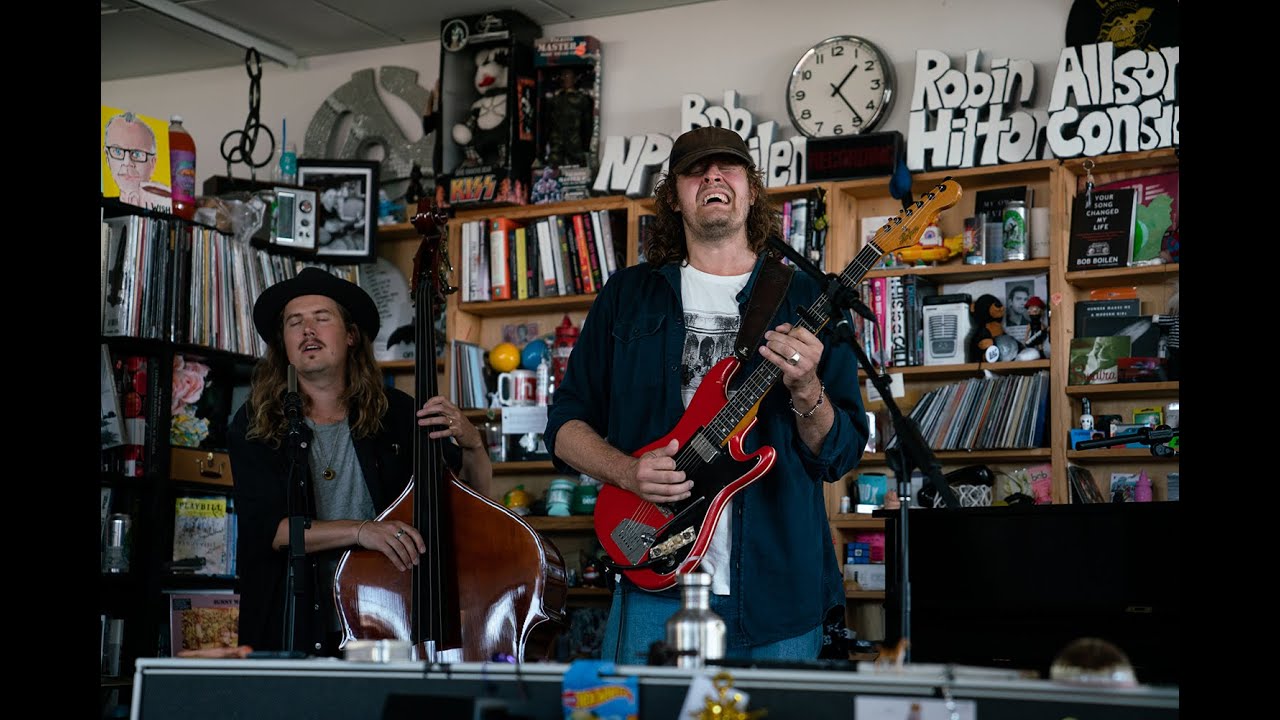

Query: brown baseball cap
left=668, top=126, right=754, bottom=175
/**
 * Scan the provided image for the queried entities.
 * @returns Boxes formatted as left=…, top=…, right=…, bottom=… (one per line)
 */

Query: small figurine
left=1017, top=295, right=1051, bottom=359
left=970, top=294, right=1015, bottom=363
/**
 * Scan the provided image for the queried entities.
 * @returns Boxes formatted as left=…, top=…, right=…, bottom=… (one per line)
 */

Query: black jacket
left=228, top=387, right=456, bottom=653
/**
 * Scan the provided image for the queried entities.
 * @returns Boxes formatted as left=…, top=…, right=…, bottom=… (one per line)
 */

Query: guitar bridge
left=649, top=526, right=696, bottom=560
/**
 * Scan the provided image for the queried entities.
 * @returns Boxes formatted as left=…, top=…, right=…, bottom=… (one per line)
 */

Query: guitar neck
left=704, top=242, right=887, bottom=446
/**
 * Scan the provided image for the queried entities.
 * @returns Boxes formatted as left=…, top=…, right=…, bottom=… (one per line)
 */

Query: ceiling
left=101, top=0, right=713, bottom=82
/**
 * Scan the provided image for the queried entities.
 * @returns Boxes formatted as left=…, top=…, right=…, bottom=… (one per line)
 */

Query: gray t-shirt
left=307, top=417, right=374, bottom=632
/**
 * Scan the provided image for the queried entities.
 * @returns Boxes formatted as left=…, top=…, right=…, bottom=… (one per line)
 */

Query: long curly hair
left=244, top=303, right=387, bottom=446
left=644, top=160, right=781, bottom=265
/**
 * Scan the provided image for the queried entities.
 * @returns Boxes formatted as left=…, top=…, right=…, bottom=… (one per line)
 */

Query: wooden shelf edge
left=860, top=358, right=1049, bottom=379
left=1063, top=381, right=1178, bottom=398
left=864, top=258, right=1049, bottom=281
left=1064, top=263, right=1180, bottom=288
left=859, top=448, right=1050, bottom=465
left=524, top=515, right=596, bottom=532
left=460, top=293, right=598, bottom=317
left=494, top=460, right=556, bottom=474
left=829, top=514, right=885, bottom=530
left=1067, top=449, right=1179, bottom=463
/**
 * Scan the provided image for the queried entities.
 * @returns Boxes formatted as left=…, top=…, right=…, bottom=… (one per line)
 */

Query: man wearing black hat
left=228, top=267, right=492, bottom=655
left=545, top=127, right=868, bottom=663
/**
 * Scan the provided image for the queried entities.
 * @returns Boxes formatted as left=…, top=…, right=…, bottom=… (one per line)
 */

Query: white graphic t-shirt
left=680, top=263, right=750, bottom=595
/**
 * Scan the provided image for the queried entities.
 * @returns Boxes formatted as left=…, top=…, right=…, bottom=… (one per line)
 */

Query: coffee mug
left=496, top=369, right=537, bottom=406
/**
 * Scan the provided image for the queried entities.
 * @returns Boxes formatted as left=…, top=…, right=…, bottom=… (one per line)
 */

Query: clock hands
left=830, top=83, right=865, bottom=125
left=830, top=65, right=858, bottom=97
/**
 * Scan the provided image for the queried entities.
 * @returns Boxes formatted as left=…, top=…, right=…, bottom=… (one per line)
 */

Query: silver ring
left=448, top=418, right=455, bottom=426
left=394, top=529, right=405, bottom=538
left=787, top=351, right=801, bottom=366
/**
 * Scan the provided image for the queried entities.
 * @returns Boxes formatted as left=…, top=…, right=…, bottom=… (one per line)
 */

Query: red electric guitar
left=593, top=179, right=962, bottom=591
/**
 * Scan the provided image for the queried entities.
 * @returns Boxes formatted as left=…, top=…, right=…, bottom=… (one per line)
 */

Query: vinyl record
left=1065, top=0, right=1180, bottom=51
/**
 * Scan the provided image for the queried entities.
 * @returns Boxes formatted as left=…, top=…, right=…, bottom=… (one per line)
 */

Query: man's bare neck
left=685, top=236, right=756, bottom=276
left=299, top=375, right=348, bottom=423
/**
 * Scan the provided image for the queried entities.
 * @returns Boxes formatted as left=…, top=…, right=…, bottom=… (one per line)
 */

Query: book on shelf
left=972, top=185, right=1033, bottom=226
left=1066, top=188, right=1137, bottom=271
left=1073, top=298, right=1140, bottom=336
left=172, top=494, right=232, bottom=576
left=1096, top=171, right=1178, bottom=265
left=166, top=590, right=240, bottom=656
left=1067, top=336, right=1131, bottom=385
left=1078, top=315, right=1161, bottom=357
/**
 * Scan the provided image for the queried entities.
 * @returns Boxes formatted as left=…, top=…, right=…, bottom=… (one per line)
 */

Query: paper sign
left=501, top=406, right=548, bottom=434
left=854, top=695, right=977, bottom=719
left=865, top=373, right=906, bottom=403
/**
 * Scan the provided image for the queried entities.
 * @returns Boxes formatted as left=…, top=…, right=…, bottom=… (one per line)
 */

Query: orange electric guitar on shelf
left=593, top=179, right=963, bottom=592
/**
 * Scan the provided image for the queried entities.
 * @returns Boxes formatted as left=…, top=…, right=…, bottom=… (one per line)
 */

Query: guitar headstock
left=409, top=197, right=457, bottom=310
left=868, top=178, right=963, bottom=255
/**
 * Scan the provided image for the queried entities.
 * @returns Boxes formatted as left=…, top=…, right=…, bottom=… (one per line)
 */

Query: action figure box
left=530, top=36, right=602, bottom=204
left=436, top=11, right=541, bottom=208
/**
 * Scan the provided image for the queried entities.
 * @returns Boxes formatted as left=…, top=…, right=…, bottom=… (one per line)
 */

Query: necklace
left=308, top=418, right=349, bottom=481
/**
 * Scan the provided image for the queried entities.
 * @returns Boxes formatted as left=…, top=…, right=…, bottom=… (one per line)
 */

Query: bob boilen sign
left=593, top=91, right=806, bottom=197
left=907, top=41, right=1178, bottom=171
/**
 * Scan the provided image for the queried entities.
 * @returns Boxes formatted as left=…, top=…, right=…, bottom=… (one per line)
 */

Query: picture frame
left=297, top=159, right=379, bottom=263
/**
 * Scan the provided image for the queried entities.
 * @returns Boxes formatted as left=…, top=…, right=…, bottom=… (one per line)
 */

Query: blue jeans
left=600, top=584, right=822, bottom=665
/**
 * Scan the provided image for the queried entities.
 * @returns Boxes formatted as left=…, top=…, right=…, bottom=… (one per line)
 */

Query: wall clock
left=786, top=36, right=894, bottom=138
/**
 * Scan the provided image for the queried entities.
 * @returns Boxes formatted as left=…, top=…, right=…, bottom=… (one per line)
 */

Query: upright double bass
left=333, top=200, right=567, bottom=661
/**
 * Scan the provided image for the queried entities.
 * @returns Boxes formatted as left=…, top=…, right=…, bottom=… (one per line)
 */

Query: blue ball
left=521, top=339, right=549, bottom=370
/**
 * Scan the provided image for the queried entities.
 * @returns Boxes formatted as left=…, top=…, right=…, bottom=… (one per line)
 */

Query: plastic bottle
left=1134, top=470, right=1152, bottom=502
left=276, top=142, right=298, bottom=185
left=168, top=115, right=196, bottom=220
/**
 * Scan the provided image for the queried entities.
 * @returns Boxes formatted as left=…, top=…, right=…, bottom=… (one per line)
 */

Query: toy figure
left=970, top=293, right=1018, bottom=363
left=1019, top=295, right=1051, bottom=359
left=543, top=67, right=594, bottom=167
left=453, top=47, right=511, bottom=170
left=531, top=165, right=563, bottom=203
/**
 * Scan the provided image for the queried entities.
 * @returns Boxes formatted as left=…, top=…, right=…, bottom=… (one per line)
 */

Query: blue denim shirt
left=545, top=256, right=868, bottom=646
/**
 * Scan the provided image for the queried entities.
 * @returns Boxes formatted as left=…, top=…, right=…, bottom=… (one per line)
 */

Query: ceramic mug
left=496, top=369, right=537, bottom=406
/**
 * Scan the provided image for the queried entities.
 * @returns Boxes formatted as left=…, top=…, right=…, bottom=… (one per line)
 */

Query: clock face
left=787, top=36, right=894, bottom=138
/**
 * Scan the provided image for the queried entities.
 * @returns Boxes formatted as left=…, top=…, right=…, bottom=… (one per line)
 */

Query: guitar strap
left=733, top=250, right=794, bottom=363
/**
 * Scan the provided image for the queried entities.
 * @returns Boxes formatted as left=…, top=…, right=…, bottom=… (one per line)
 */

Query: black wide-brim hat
left=252, top=267, right=380, bottom=344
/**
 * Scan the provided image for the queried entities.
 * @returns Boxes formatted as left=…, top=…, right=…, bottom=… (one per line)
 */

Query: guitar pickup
left=649, top=526, right=696, bottom=560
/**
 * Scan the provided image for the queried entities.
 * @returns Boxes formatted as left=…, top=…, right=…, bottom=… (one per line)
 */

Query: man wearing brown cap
left=546, top=126, right=868, bottom=663
left=228, top=267, right=491, bottom=655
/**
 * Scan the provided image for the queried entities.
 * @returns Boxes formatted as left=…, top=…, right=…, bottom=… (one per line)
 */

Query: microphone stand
left=281, top=369, right=312, bottom=655
left=766, top=236, right=958, bottom=661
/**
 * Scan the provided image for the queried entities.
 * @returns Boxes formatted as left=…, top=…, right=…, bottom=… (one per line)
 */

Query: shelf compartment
left=1064, top=263, right=1180, bottom=289
left=1063, top=381, right=1178, bottom=399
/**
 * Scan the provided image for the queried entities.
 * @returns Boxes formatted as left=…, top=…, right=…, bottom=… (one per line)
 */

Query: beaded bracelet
left=789, top=383, right=826, bottom=419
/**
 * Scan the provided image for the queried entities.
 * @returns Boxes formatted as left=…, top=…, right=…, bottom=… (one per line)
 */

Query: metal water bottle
left=665, top=571, right=725, bottom=668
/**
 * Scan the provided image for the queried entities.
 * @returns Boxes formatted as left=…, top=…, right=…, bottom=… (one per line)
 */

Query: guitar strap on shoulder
left=734, top=251, right=794, bottom=363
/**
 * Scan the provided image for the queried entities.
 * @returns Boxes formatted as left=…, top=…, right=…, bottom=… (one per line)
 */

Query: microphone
left=284, top=365, right=304, bottom=437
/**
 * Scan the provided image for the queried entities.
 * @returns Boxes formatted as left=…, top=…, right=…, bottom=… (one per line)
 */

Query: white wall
left=101, top=0, right=1074, bottom=189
